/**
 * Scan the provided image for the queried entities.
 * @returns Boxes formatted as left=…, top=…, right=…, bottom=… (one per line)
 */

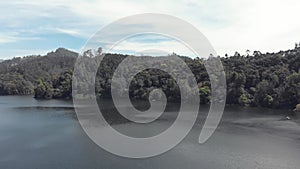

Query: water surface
left=0, top=96, right=299, bottom=169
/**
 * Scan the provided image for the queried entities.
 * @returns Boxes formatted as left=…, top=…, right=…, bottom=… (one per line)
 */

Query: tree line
left=0, top=46, right=299, bottom=109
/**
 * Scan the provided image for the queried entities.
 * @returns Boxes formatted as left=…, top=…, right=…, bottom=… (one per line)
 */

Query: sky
left=1, top=0, right=300, bottom=59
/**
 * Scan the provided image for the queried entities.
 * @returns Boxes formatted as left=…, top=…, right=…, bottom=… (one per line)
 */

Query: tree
left=1, top=46, right=300, bottom=109
left=34, top=78, right=53, bottom=99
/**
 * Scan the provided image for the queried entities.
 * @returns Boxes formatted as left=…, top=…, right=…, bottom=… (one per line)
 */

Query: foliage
left=0, top=48, right=76, bottom=97
left=34, top=70, right=73, bottom=99
left=0, top=46, right=300, bottom=109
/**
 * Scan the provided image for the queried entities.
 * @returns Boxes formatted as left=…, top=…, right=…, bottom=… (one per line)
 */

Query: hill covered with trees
left=0, top=48, right=76, bottom=96
left=0, top=46, right=299, bottom=109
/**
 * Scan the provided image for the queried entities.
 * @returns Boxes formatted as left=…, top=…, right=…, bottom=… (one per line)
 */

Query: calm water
left=0, top=96, right=300, bottom=169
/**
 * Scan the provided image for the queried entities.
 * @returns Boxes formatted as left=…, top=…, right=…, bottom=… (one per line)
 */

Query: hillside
left=0, top=48, right=77, bottom=95
left=0, top=47, right=299, bottom=109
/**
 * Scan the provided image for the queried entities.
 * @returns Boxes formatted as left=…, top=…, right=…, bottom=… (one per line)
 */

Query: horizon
left=1, top=43, right=299, bottom=61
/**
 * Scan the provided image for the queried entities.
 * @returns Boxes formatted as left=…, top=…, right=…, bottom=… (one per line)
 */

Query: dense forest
left=0, top=48, right=76, bottom=97
left=0, top=46, right=299, bottom=109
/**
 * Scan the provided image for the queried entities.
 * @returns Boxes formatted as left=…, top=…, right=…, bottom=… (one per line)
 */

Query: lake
left=0, top=96, right=300, bottom=169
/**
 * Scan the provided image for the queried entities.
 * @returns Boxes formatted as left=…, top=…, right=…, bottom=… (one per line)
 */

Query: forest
left=0, top=46, right=299, bottom=109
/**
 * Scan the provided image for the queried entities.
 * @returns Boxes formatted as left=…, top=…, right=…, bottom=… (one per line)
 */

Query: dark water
left=0, top=96, right=300, bottom=169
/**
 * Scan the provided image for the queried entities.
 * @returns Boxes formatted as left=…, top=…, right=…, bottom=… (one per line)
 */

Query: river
left=0, top=96, right=299, bottom=169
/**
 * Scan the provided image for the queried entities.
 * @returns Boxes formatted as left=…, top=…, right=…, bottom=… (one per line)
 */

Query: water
left=0, top=96, right=300, bottom=169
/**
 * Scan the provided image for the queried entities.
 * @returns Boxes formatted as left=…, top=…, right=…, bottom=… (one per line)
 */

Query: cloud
left=197, top=0, right=300, bottom=55
left=1, top=0, right=300, bottom=58
left=0, top=36, right=16, bottom=44
left=108, top=35, right=198, bottom=58
left=0, top=34, right=40, bottom=44
left=55, top=28, right=82, bottom=37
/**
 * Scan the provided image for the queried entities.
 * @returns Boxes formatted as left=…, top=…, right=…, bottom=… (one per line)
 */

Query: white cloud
left=108, top=36, right=198, bottom=58
left=0, top=36, right=16, bottom=44
left=0, top=49, right=49, bottom=59
left=197, top=0, right=300, bottom=55
left=60, top=0, right=300, bottom=55
left=1, top=0, right=300, bottom=57
left=0, top=34, right=40, bottom=44
left=55, top=28, right=82, bottom=37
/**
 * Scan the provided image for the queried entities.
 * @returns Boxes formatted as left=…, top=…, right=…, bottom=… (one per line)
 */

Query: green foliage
left=0, top=73, right=33, bottom=95
left=0, top=48, right=76, bottom=97
left=34, top=78, right=53, bottom=99
left=238, top=93, right=251, bottom=106
left=263, top=95, right=274, bottom=107
left=0, top=46, right=300, bottom=109
left=199, top=86, right=211, bottom=104
left=34, top=70, right=73, bottom=99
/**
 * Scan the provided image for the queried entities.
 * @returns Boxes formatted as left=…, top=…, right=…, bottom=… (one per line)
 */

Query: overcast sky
left=1, top=0, right=300, bottom=59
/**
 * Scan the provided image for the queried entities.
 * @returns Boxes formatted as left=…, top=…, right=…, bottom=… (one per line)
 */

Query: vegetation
left=0, top=46, right=299, bottom=109
left=34, top=70, right=73, bottom=99
left=0, top=48, right=76, bottom=98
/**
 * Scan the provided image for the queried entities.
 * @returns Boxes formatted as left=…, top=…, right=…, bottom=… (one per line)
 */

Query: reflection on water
left=0, top=96, right=299, bottom=169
